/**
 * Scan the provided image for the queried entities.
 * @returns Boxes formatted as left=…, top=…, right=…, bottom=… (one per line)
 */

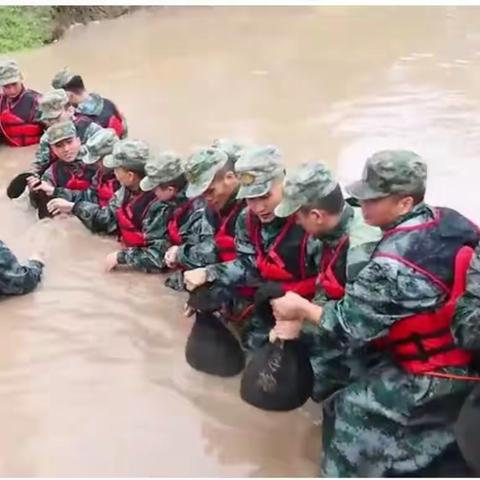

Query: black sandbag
left=241, top=338, right=313, bottom=411
left=35, top=190, right=53, bottom=219
left=185, top=285, right=245, bottom=377
left=455, top=384, right=480, bottom=475
left=185, top=312, right=245, bottom=377
left=187, top=284, right=225, bottom=313
left=7, top=172, right=32, bottom=199
left=240, top=281, right=314, bottom=411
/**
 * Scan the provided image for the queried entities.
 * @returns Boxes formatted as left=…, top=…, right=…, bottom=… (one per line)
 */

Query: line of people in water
left=2, top=58, right=480, bottom=477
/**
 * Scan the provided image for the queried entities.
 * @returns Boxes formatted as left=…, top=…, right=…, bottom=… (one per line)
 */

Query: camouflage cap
left=103, top=139, right=150, bottom=172
left=140, top=151, right=184, bottom=191
left=38, top=89, right=69, bottom=121
left=46, top=120, right=77, bottom=145
left=51, top=67, right=75, bottom=89
left=184, top=147, right=229, bottom=198
left=0, top=60, right=22, bottom=86
left=235, top=145, right=284, bottom=199
left=346, top=150, right=427, bottom=200
left=212, top=138, right=244, bottom=162
left=275, top=162, right=338, bottom=217
left=82, top=128, right=119, bottom=165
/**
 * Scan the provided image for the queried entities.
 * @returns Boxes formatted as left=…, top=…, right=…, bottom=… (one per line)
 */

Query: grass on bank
left=0, top=6, right=53, bottom=54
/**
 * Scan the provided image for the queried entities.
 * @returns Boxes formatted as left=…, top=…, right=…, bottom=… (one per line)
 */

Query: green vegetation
left=0, top=7, right=53, bottom=54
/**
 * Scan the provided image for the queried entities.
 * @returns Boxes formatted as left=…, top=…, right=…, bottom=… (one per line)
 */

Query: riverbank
left=0, top=6, right=132, bottom=54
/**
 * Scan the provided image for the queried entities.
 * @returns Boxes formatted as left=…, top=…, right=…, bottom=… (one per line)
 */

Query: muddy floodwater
left=1, top=6, right=480, bottom=476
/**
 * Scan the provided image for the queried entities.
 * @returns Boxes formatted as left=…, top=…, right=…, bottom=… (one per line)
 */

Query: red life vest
left=371, top=207, right=480, bottom=374
left=52, top=161, right=95, bottom=190
left=247, top=211, right=317, bottom=298
left=167, top=198, right=197, bottom=246
left=0, top=89, right=43, bottom=147
left=116, top=190, right=157, bottom=248
left=88, top=97, right=126, bottom=138
left=95, top=170, right=119, bottom=207
left=213, top=202, right=245, bottom=262
left=317, top=235, right=349, bottom=300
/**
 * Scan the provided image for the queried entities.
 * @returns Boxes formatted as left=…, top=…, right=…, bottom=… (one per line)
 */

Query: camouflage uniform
left=203, top=146, right=323, bottom=350
left=274, top=162, right=382, bottom=401
left=0, top=241, right=43, bottom=295
left=33, top=89, right=102, bottom=175
left=54, top=128, right=120, bottom=204
left=308, top=151, right=478, bottom=477
left=40, top=121, right=96, bottom=196
left=71, top=140, right=175, bottom=272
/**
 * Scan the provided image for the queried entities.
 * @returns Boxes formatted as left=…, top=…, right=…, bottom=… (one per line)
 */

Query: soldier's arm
left=452, top=243, right=480, bottom=350
left=32, top=134, right=51, bottom=175
left=116, top=201, right=172, bottom=271
left=176, top=208, right=217, bottom=269
left=205, top=208, right=260, bottom=286
left=0, top=241, right=43, bottom=295
left=71, top=188, right=122, bottom=234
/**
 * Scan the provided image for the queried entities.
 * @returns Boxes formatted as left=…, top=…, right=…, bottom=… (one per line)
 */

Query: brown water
left=1, top=6, right=480, bottom=476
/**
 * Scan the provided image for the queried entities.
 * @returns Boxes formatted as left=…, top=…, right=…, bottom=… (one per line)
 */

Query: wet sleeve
left=205, top=209, right=260, bottom=286
left=71, top=188, right=121, bottom=234
left=32, top=135, right=51, bottom=175
left=452, top=243, right=480, bottom=350
left=0, top=241, right=43, bottom=295
left=116, top=202, right=171, bottom=272
left=176, top=208, right=217, bottom=269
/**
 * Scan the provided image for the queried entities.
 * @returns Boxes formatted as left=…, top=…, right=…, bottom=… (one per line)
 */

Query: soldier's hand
left=104, top=251, right=119, bottom=272
left=32, top=180, right=54, bottom=196
left=273, top=319, right=303, bottom=340
left=47, top=198, right=74, bottom=216
left=26, top=175, right=40, bottom=189
left=164, top=245, right=179, bottom=269
left=184, top=302, right=195, bottom=318
left=184, top=268, right=207, bottom=292
left=29, top=252, right=44, bottom=264
left=271, top=291, right=306, bottom=321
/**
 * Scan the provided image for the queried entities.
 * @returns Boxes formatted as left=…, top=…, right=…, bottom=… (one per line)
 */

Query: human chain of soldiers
left=2, top=58, right=480, bottom=477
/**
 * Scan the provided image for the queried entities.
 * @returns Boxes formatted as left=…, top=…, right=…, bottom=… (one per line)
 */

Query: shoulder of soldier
left=85, top=122, right=103, bottom=138
left=146, top=198, right=173, bottom=218
left=348, top=207, right=382, bottom=249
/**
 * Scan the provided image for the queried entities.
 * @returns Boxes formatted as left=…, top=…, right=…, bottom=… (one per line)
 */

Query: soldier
left=0, top=241, right=43, bottom=295
left=139, top=151, right=209, bottom=274
left=50, top=139, right=172, bottom=273
left=270, top=150, right=479, bottom=476
left=33, top=89, right=102, bottom=175
left=0, top=59, right=43, bottom=147
left=269, top=161, right=381, bottom=401
left=47, top=128, right=120, bottom=206
left=184, top=146, right=321, bottom=350
left=52, top=68, right=127, bottom=138
left=27, top=121, right=96, bottom=201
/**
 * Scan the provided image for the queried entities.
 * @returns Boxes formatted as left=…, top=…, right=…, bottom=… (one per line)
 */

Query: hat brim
left=346, top=180, right=390, bottom=201
left=39, top=111, right=63, bottom=122
left=0, top=75, right=21, bottom=87
left=103, top=154, right=118, bottom=169
left=274, top=198, right=301, bottom=218
left=186, top=172, right=216, bottom=199
left=140, top=176, right=159, bottom=192
left=82, top=151, right=100, bottom=165
left=237, top=180, right=272, bottom=200
left=49, top=134, right=75, bottom=146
